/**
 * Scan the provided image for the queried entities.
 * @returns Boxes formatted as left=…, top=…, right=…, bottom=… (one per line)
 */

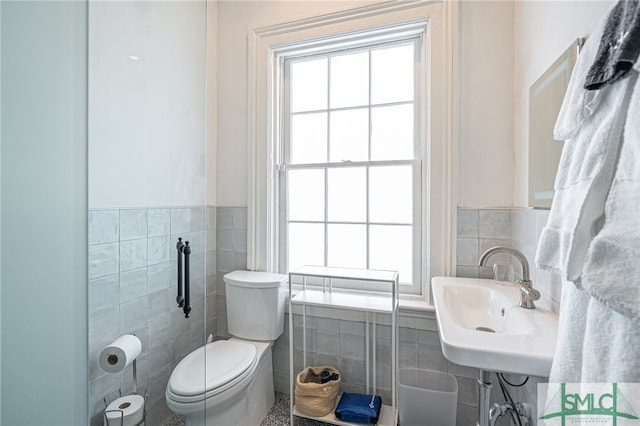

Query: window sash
left=281, top=164, right=422, bottom=293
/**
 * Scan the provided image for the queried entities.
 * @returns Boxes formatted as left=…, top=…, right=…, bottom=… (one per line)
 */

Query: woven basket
left=294, top=366, right=342, bottom=417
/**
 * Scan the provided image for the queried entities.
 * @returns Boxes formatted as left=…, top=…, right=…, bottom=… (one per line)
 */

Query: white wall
left=89, top=1, right=207, bottom=209
left=513, top=0, right=613, bottom=207
left=1, top=2, right=88, bottom=424
left=216, top=0, right=385, bottom=207
left=457, top=0, right=613, bottom=208
left=207, top=0, right=218, bottom=206
left=215, top=0, right=516, bottom=209
left=193, top=0, right=615, bottom=211
left=458, top=0, right=514, bottom=208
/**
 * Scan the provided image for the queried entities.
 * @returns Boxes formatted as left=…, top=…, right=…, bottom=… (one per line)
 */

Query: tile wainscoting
left=217, top=207, right=556, bottom=425
left=88, top=206, right=557, bottom=425
left=88, top=206, right=217, bottom=425
left=457, top=207, right=560, bottom=313
left=213, top=206, right=557, bottom=426
left=270, top=313, right=481, bottom=426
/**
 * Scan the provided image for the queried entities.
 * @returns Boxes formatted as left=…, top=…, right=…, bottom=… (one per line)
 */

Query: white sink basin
left=432, top=277, right=558, bottom=376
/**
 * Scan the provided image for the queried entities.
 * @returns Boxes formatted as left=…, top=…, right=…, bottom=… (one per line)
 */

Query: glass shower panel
left=87, top=1, right=208, bottom=425
left=1, top=2, right=88, bottom=424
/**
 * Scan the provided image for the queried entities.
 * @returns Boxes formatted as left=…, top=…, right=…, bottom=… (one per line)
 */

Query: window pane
left=327, top=224, right=366, bottom=269
left=370, top=225, right=412, bottom=284
left=371, top=104, right=413, bottom=161
left=291, top=113, right=327, bottom=164
left=328, top=167, right=366, bottom=222
left=288, top=223, right=324, bottom=271
left=371, top=44, right=414, bottom=104
left=329, top=108, right=369, bottom=162
left=369, top=165, right=412, bottom=223
left=288, top=169, right=325, bottom=221
left=291, top=58, right=327, bottom=112
left=330, top=52, right=369, bottom=108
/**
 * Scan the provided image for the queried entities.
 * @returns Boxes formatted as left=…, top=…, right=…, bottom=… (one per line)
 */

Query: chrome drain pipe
left=477, top=370, right=492, bottom=426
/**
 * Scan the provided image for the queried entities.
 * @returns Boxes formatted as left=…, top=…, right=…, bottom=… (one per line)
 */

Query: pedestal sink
left=432, top=277, right=558, bottom=377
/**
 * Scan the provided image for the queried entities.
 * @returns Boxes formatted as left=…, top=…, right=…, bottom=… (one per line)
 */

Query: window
left=248, top=1, right=456, bottom=301
left=281, top=38, right=422, bottom=293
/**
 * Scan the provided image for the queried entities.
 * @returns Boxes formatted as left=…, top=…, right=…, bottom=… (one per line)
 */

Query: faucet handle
left=517, top=280, right=540, bottom=309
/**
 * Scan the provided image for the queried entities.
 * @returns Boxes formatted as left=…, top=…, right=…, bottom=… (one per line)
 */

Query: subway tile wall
left=265, top=207, right=556, bottom=426
left=90, top=206, right=552, bottom=424
left=206, top=207, right=218, bottom=341
left=456, top=208, right=513, bottom=279
left=88, top=207, right=216, bottom=426
left=210, top=207, right=512, bottom=425
left=213, top=207, right=248, bottom=338
left=270, top=315, right=480, bottom=425
left=456, top=207, right=559, bottom=312
left=210, top=207, right=556, bottom=426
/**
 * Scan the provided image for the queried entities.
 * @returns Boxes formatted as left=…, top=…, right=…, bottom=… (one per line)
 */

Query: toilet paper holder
left=100, top=335, right=146, bottom=426
left=103, top=390, right=148, bottom=426
left=103, top=390, right=149, bottom=426
left=103, top=358, right=147, bottom=426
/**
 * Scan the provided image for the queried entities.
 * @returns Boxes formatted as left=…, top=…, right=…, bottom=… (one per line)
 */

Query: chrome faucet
left=478, top=246, right=541, bottom=309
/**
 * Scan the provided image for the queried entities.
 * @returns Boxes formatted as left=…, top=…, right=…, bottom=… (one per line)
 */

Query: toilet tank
left=223, top=270, right=288, bottom=341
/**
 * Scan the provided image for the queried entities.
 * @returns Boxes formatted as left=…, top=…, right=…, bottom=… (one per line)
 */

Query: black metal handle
left=183, top=241, right=191, bottom=318
left=176, top=237, right=192, bottom=318
left=176, top=238, right=185, bottom=308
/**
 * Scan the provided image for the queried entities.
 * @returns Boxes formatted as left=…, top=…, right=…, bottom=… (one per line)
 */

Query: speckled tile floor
left=162, top=392, right=330, bottom=426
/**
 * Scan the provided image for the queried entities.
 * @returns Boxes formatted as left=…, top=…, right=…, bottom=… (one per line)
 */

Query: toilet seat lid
left=168, top=340, right=257, bottom=397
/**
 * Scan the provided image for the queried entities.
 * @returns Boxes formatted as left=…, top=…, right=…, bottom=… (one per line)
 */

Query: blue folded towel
left=334, top=393, right=382, bottom=424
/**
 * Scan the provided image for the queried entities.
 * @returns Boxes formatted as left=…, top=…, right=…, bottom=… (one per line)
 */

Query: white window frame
left=280, top=35, right=423, bottom=294
left=247, top=0, right=457, bottom=302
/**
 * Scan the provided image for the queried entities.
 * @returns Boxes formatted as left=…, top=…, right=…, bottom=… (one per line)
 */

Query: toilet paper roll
left=104, top=394, right=145, bottom=426
left=99, top=335, right=142, bottom=374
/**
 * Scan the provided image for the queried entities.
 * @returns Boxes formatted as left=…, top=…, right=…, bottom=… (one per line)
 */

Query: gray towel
left=585, top=0, right=640, bottom=90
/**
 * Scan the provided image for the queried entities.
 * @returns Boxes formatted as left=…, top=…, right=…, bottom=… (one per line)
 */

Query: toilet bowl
left=165, top=338, right=274, bottom=426
left=165, top=270, right=287, bottom=425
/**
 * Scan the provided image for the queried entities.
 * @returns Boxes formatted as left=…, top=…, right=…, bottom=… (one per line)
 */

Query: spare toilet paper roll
left=104, top=394, right=144, bottom=426
left=99, top=335, right=142, bottom=373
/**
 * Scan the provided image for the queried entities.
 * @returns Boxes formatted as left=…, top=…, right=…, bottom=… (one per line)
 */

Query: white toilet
left=165, top=270, right=287, bottom=426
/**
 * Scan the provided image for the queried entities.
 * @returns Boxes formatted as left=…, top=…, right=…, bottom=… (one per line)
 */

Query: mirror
left=528, top=38, right=584, bottom=208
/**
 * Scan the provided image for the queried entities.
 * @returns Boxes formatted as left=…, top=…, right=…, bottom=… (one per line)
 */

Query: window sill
left=399, top=298, right=435, bottom=315
left=284, top=286, right=436, bottom=322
